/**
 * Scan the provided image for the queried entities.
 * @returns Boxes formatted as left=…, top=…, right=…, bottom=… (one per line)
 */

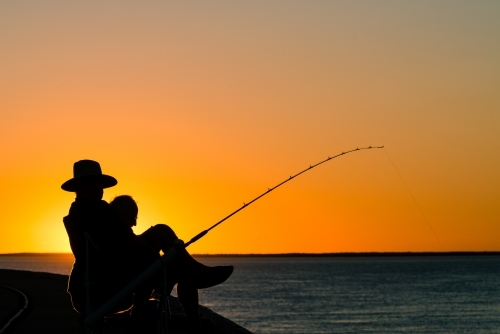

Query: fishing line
left=383, top=148, right=444, bottom=251
left=185, top=145, right=384, bottom=247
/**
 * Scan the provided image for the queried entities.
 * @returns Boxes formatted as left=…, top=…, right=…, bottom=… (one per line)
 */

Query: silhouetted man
left=62, top=160, right=232, bottom=333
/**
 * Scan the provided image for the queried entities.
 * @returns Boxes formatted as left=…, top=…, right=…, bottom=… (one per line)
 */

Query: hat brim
left=61, top=174, right=117, bottom=192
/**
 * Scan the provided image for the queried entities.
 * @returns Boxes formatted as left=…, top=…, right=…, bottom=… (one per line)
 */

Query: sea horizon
left=2, top=251, right=500, bottom=258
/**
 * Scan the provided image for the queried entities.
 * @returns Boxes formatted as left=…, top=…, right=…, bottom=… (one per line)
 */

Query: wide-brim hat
left=61, top=160, right=117, bottom=192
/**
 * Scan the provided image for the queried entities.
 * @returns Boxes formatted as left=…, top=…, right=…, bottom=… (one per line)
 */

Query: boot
left=173, top=249, right=234, bottom=289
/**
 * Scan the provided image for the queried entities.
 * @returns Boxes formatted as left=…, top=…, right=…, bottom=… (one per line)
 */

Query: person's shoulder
left=67, top=199, right=82, bottom=215
left=99, top=200, right=124, bottom=221
left=98, top=199, right=112, bottom=207
left=97, top=200, right=117, bottom=215
left=71, top=199, right=112, bottom=216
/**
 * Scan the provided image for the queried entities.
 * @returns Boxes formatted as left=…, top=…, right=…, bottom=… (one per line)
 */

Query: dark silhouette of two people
left=62, top=160, right=233, bottom=334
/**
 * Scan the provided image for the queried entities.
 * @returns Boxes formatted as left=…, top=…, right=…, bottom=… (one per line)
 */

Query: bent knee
left=151, top=224, right=177, bottom=240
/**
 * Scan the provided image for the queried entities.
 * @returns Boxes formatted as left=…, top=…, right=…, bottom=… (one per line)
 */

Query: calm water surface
left=1, top=255, right=499, bottom=333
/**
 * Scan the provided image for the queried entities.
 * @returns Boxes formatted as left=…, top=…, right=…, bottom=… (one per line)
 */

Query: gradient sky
left=1, top=1, right=499, bottom=254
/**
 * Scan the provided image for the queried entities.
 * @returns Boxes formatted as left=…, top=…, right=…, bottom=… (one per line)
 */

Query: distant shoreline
left=1, top=252, right=500, bottom=257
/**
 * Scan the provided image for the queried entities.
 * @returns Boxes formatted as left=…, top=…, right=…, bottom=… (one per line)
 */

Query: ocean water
left=1, top=255, right=499, bottom=333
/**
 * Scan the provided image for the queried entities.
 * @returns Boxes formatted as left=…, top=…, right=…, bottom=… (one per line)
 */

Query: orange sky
left=1, top=1, right=499, bottom=254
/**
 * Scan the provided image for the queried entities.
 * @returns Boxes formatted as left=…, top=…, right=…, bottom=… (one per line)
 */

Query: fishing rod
left=184, top=145, right=384, bottom=248
left=85, top=145, right=384, bottom=326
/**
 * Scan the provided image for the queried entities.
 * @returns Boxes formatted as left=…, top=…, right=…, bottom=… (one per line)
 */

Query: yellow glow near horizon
left=1, top=1, right=499, bottom=254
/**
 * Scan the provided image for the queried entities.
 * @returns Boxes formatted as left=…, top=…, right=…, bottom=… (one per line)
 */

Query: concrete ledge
left=199, top=306, right=252, bottom=334
left=0, top=284, right=29, bottom=333
left=0, top=269, right=251, bottom=334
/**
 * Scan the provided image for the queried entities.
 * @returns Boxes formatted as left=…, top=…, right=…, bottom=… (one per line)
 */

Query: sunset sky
left=1, top=1, right=499, bottom=254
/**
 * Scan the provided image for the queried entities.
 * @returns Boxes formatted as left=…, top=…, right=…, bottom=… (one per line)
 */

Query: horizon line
left=1, top=251, right=500, bottom=257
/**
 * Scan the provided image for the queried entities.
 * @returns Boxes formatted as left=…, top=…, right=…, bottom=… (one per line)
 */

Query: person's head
left=75, top=181, right=104, bottom=200
left=110, top=195, right=138, bottom=228
left=61, top=160, right=117, bottom=200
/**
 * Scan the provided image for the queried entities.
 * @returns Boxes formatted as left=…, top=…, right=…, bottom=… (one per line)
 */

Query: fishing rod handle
left=185, top=230, right=208, bottom=248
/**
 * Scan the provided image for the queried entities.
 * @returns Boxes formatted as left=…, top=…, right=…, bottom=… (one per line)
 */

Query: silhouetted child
left=110, top=195, right=153, bottom=250
left=110, top=195, right=139, bottom=229
left=110, top=195, right=162, bottom=253
left=110, top=195, right=233, bottom=333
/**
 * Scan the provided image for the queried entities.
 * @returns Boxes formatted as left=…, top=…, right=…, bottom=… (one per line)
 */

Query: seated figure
left=110, top=195, right=233, bottom=322
left=62, top=160, right=233, bottom=334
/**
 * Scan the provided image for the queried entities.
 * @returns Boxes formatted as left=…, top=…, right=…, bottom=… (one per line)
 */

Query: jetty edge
left=0, top=269, right=251, bottom=334
left=0, top=283, right=28, bottom=333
